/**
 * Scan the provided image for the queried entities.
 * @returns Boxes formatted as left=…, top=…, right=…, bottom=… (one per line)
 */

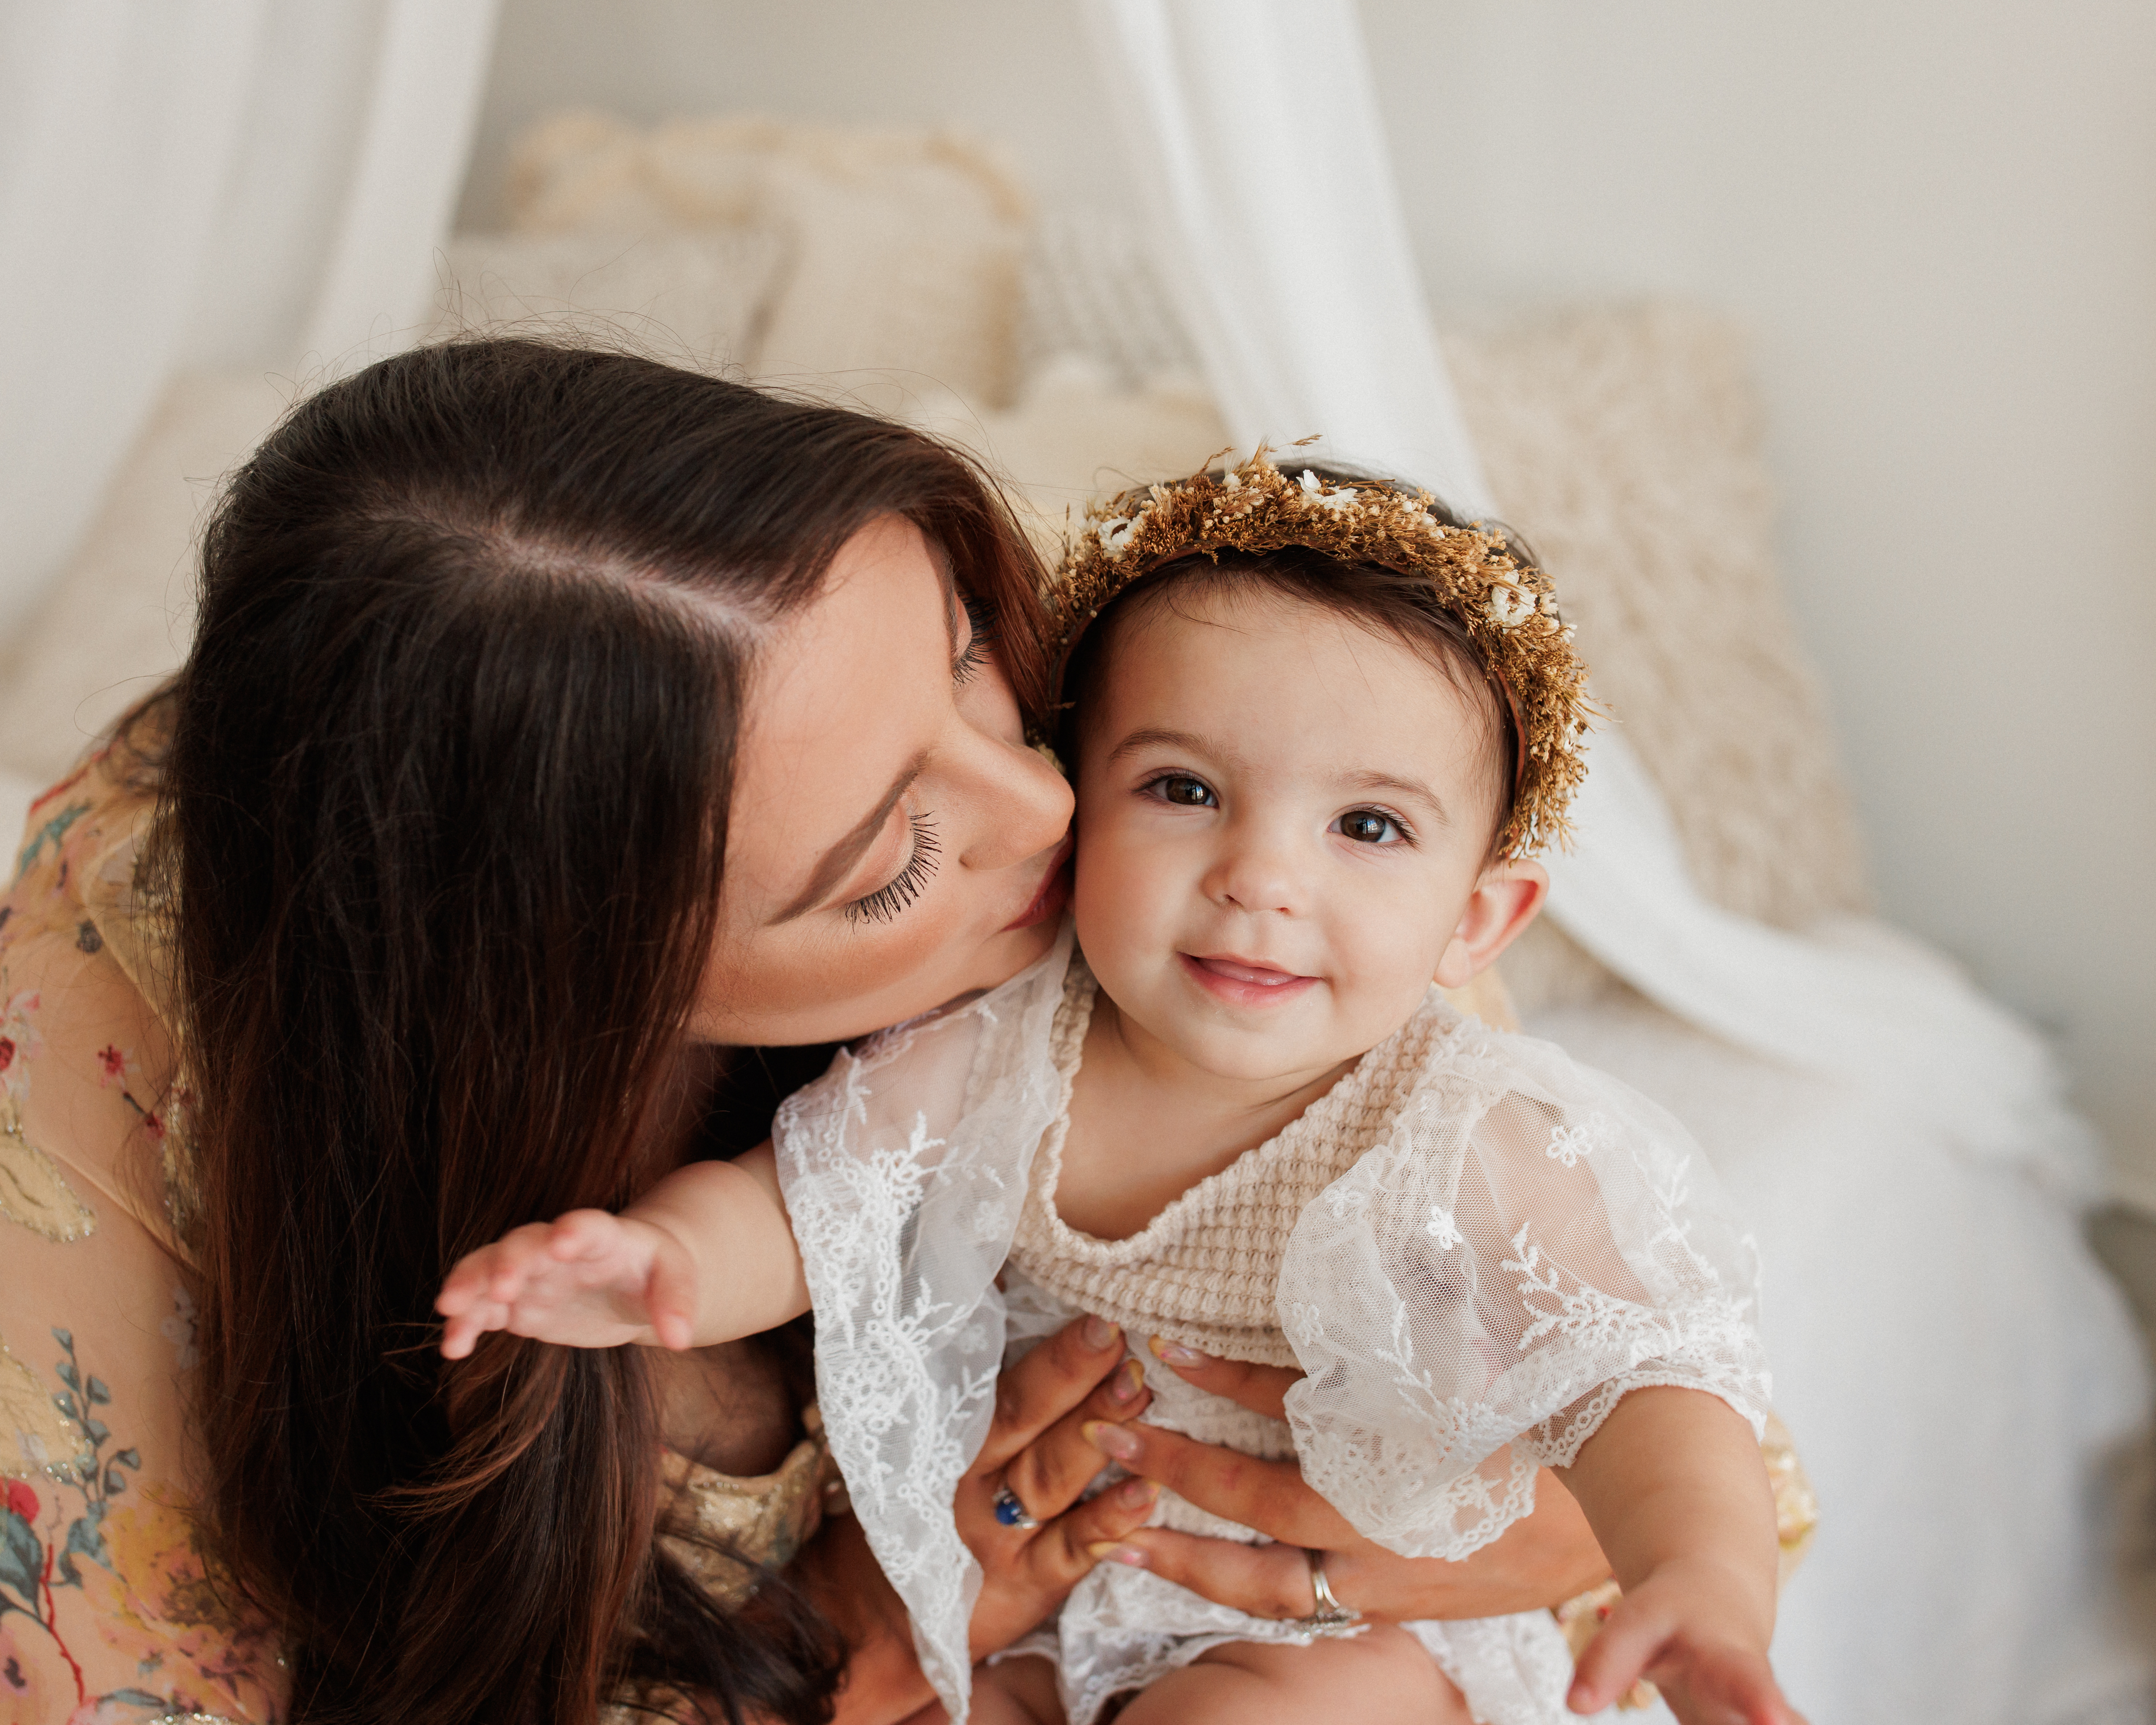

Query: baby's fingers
left=1571, top=1594, right=1800, bottom=1725
left=1653, top=1647, right=1805, bottom=1725
left=1567, top=1589, right=1674, bottom=1717
left=544, top=1209, right=629, bottom=1265
left=438, top=1292, right=517, bottom=1360
left=438, top=1230, right=545, bottom=1318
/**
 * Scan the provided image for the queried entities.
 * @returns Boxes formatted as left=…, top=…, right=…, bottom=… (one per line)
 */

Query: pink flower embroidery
left=95, top=1044, right=127, bottom=1085
left=4, top=1478, right=35, bottom=1521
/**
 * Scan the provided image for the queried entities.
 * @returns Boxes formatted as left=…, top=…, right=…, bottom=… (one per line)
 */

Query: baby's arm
left=1556, top=1387, right=1799, bottom=1723
left=436, top=1144, right=810, bottom=1358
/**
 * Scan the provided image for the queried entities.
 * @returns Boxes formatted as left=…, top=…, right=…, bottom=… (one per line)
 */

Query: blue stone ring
left=991, top=1482, right=1041, bottom=1531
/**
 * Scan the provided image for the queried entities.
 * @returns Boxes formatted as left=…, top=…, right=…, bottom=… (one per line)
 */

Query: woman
left=0, top=340, right=1607, bottom=1725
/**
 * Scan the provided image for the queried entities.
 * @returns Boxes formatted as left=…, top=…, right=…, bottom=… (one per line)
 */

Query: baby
left=440, top=458, right=1797, bottom=1725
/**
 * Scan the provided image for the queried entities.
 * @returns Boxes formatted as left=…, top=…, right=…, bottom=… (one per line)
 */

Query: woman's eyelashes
left=952, top=592, right=997, bottom=685
left=844, top=812, right=942, bottom=925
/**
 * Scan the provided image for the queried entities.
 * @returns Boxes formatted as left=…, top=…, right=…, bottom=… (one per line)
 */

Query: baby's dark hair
left=1059, top=471, right=1525, bottom=853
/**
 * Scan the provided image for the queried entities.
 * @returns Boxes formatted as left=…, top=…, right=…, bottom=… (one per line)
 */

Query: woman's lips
left=1001, top=836, right=1074, bottom=932
left=1179, top=952, right=1318, bottom=1009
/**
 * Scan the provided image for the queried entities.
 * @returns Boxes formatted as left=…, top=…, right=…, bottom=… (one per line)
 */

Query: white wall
left=463, top=0, right=2156, bottom=1198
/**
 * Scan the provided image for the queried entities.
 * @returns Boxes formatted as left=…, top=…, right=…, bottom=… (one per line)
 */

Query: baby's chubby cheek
left=1068, top=821, right=1169, bottom=976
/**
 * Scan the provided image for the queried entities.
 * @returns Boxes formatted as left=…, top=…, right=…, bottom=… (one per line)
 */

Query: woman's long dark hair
left=162, top=338, right=1047, bottom=1724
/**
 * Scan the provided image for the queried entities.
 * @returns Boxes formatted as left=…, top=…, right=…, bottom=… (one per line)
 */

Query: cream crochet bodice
left=1008, top=954, right=1463, bottom=1369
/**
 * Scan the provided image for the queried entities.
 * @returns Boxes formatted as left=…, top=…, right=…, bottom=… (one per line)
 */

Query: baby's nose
left=1203, top=830, right=1307, bottom=916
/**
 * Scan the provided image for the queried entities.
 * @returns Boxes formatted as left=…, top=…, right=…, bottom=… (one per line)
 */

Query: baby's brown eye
left=1156, top=776, right=1216, bottom=807
left=1336, top=809, right=1402, bottom=844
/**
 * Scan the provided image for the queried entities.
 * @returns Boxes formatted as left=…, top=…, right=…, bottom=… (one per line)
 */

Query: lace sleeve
left=1277, top=1026, right=1771, bottom=1562
left=772, top=923, right=1072, bottom=1724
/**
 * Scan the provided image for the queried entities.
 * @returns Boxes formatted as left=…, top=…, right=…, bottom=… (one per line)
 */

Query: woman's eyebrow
left=936, top=557, right=962, bottom=660
left=771, top=751, right=928, bottom=925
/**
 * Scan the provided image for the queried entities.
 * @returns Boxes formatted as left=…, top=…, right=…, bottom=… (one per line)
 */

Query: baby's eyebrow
left=1343, top=768, right=1452, bottom=826
left=1108, top=726, right=1230, bottom=764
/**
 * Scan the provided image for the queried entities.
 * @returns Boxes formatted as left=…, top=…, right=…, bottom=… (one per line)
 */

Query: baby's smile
left=1178, top=951, right=1320, bottom=1010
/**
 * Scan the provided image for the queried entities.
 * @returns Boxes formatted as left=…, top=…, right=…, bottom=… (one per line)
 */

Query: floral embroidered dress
left=0, top=741, right=840, bottom=1725
left=775, top=924, right=1778, bottom=1725
left=0, top=742, right=281, bottom=1724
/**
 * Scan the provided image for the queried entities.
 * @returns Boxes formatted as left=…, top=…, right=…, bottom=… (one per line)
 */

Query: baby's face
left=1072, top=585, right=1511, bottom=1085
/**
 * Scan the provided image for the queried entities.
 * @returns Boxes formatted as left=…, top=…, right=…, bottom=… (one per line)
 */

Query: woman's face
left=693, top=513, right=1075, bottom=1046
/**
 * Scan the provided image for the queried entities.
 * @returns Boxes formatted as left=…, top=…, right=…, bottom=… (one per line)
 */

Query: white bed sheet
left=1532, top=993, right=2151, bottom=1725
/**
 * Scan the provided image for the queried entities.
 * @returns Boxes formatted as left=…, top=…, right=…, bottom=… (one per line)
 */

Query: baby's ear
left=1434, top=860, right=1548, bottom=990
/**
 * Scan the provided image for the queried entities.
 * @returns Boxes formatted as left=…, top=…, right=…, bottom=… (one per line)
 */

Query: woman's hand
left=1077, top=1339, right=1612, bottom=1624
left=801, top=1316, right=1163, bottom=1725
left=958, top=1315, right=1162, bottom=1658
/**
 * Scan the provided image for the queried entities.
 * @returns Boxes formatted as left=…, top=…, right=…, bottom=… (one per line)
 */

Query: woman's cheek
left=819, top=907, right=971, bottom=1010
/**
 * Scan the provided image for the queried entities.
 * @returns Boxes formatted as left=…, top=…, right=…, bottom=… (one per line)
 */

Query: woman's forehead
left=726, top=519, right=951, bottom=874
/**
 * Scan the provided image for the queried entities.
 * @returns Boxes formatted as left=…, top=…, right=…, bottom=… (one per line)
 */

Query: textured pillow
left=1446, top=307, right=1873, bottom=1007
left=1446, top=306, right=1871, bottom=928
left=430, top=227, right=788, bottom=374
left=504, top=112, right=1031, bottom=408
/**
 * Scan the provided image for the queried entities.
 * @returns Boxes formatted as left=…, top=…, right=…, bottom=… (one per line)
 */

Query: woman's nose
left=954, top=732, right=1074, bottom=871
left=1202, top=823, right=1306, bottom=917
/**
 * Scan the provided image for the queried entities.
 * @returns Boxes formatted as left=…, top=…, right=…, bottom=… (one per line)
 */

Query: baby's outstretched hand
left=436, top=1210, right=699, bottom=1358
left=1567, top=1561, right=1806, bottom=1725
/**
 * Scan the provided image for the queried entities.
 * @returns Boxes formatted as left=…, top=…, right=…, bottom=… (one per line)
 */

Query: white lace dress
left=774, top=925, right=1770, bottom=1725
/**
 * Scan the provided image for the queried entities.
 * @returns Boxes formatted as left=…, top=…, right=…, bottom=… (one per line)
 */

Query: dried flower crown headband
left=1048, top=449, right=1595, bottom=858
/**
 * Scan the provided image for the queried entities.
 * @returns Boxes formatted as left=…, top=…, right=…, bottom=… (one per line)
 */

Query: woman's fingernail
left=1116, top=1477, right=1158, bottom=1509
left=1148, top=1335, right=1209, bottom=1368
left=1110, top=1360, right=1144, bottom=1402
left=1086, top=1541, right=1150, bottom=1568
left=1083, top=1420, right=1141, bottom=1462
left=1082, top=1315, right=1121, bottom=1350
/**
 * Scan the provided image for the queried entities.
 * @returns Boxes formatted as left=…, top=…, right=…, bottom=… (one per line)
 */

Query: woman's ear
left=1434, top=859, right=1548, bottom=990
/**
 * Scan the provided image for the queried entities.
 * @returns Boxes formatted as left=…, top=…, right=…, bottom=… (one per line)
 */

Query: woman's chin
left=992, top=913, right=1064, bottom=975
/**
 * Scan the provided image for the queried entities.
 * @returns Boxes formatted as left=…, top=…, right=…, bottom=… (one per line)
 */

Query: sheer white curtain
left=0, top=0, right=499, bottom=634
left=1078, top=0, right=2096, bottom=1198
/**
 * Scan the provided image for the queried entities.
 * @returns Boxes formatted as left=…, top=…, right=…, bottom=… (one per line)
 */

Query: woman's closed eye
left=844, top=812, right=941, bottom=924
left=952, top=592, right=997, bottom=686
left=1332, top=807, right=1413, bottom=846
left=1142, top=773, right=1218, bottom=809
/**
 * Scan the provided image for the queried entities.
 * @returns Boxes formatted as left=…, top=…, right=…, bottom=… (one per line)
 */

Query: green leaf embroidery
left=0, top=1508, right=41, bottom=1611
left=85, top=1375, right=110, bottom=1405
left=59, top=1506, right=111, bottom=1582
